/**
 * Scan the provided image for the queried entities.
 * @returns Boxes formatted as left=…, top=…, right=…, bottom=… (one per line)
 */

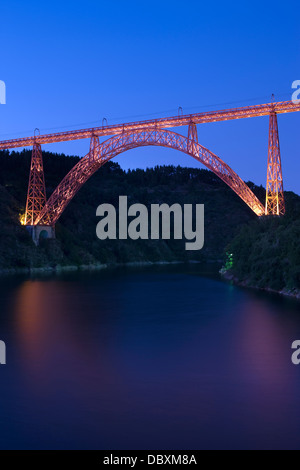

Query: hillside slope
left=0, top=149, right=266, bottom=270
left=223, top=192, right=300, bottom=294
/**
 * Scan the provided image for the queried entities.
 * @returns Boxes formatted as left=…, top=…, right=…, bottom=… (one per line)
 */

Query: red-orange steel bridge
left=0, top=99, right=299, bottom=229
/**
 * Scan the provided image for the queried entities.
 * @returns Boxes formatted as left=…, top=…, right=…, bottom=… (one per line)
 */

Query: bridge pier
left=265, top=110, right=285, bottom=216
left=25, top=142, right=47, bottom=226
left=26, top=225, right=55, bottom=246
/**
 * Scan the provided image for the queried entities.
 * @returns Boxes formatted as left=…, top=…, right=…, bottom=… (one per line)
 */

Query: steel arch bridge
left=35, top=128, right=265, bottom=226
left=0, top=98, right=299, bottom=242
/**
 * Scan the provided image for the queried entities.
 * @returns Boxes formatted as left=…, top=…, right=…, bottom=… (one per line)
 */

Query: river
left=0, top=264, right=299, bottom=450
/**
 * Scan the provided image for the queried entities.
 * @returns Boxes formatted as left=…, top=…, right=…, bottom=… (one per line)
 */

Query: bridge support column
left=89, top=134, right=100, bottom=161
left=265, top=111, right=285, bottom=216
left=26, top=225, right=55, bottom=246
left=187, top=121, right=198, bottom=156
left=25, top=142, right=47, bottom=225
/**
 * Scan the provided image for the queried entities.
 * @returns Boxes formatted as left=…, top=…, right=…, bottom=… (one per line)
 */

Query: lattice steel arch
left=35, top=129, right=265, bottom=226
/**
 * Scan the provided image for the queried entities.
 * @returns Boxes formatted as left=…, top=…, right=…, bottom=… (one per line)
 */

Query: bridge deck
left=0, top=100, right=299, bottom=150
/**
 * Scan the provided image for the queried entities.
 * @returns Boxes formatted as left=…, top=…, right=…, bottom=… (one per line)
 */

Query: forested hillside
left=224, top=192, right=300, bottom=294
left=0, top=149, right=274, bottom=271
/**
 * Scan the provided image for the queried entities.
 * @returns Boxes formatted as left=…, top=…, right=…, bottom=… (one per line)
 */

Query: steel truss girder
left=0, top=100, right=299, bottom=150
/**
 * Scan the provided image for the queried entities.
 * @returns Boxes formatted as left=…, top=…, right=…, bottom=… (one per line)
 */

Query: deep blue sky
left=1, top=0, right=299, bottom=193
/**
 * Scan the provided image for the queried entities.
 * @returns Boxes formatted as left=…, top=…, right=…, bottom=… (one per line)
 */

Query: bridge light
left=19, top=213, right=26, bottom=225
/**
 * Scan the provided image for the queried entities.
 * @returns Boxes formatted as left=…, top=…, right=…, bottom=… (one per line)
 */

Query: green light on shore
left=225, top=251, right=234, bottom=270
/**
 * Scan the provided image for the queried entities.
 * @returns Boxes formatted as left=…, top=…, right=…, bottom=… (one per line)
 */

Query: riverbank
left=0, top=259, right=199, bottom=277
left=221, top=270, right=300, bottom=301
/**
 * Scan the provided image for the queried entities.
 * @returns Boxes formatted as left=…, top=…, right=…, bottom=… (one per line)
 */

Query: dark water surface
left=0, top=265, right=300, bottom=450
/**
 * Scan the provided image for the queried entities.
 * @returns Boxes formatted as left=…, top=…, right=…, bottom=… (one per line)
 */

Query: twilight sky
left=1, top=0, right=299, bottom=193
